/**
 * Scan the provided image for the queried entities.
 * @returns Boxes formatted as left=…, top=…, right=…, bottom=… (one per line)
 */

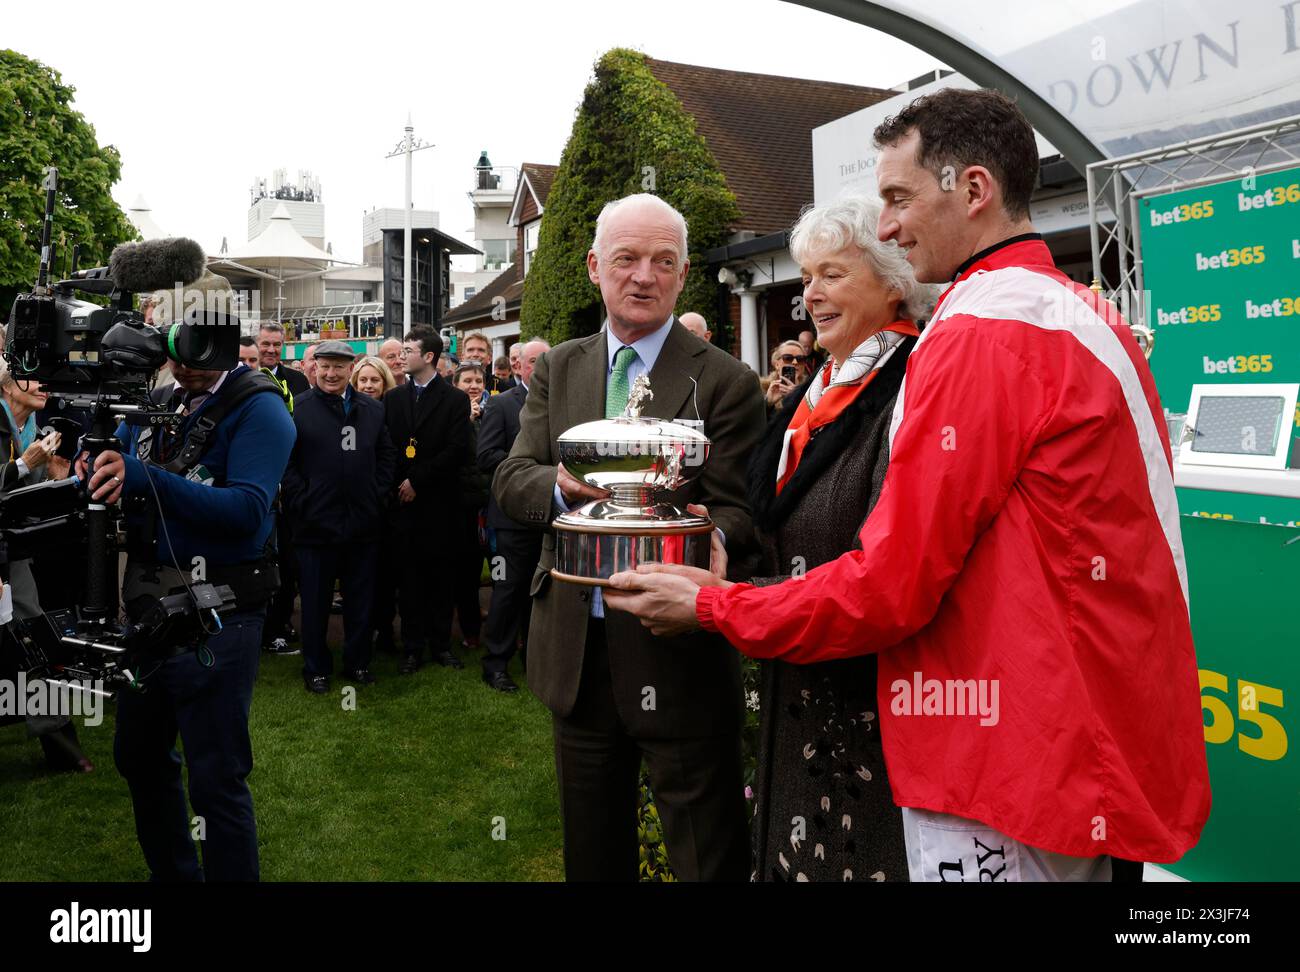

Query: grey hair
left=789, top=196, right=941, bottom=320
left=591, top=194, right=688, bottom=262
left=258, top=321, right=285, bottom=336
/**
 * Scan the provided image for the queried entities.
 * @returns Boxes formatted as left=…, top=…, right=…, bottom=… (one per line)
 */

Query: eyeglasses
left=778, top=354, right=809, bottom=364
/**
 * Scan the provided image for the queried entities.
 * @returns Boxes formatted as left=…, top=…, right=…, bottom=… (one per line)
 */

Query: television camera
left=1, top=167, right=242, bottom=697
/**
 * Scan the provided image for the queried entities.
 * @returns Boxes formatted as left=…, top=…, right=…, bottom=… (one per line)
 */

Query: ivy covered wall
left=521, top=49, right=739, bottom=346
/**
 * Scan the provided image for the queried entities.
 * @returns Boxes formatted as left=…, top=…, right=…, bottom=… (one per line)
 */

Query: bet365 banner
left=1139, top=164, right=1300, bottom=524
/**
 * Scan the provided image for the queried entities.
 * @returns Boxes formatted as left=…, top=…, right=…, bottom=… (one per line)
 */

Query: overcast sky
left=6, top=0, right=941, bottom=266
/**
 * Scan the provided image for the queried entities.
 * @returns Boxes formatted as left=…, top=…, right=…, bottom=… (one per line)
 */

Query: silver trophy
left=552, top=374, right=712, bottom=585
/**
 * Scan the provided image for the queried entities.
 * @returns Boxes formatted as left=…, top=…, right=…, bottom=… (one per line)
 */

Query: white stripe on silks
left=886, top=275, right=967, bottom=447
left=886, top=266, right=1189, bottom=611
left=775, top=428, right=797, bottom=483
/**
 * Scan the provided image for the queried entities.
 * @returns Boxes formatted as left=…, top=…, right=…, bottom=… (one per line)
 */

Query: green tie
left=605, top=345, right=638, bottom=418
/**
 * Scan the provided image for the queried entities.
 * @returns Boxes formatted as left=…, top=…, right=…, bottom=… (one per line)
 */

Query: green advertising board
left=1140, top=163, right=1300, bottom=413
left=1167, top=515, right=1299, bottom=882
left=283, top=338, right=375, bottom=361
left=1139, top=164, right=1300, bottom=524
left=1177, top=488, right=1300, bottom=529
left=1139, top=171, right=1300, bottom=880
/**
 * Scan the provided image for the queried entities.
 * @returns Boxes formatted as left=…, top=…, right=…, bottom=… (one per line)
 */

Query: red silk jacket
left=698, top=238, right=1211, bottom=862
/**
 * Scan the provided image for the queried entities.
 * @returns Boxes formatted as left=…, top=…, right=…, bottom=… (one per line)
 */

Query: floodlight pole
left=386, top=115, right=434, bottom=336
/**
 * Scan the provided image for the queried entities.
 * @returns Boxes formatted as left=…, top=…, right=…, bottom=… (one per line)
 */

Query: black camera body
left=5, top=290, right=100, bottom=381
left=7, top=270, right=239, bottom=400
left=0, top=168, right=242, bottom=696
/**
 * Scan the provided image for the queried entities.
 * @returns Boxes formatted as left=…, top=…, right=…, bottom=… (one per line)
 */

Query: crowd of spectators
left=259, top=326, right=551, bottom=694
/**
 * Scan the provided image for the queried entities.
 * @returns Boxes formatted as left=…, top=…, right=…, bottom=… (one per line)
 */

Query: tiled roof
left=443, top=262, right=522, bottom=327
left=646, top=58, right=895, bottom=235
left=521, top=163, right=558, bottom=208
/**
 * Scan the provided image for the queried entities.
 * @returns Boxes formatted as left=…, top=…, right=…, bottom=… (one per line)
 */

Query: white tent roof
left=126, top=194, right=167, bottom=241
left=212, top=202, right=342, bottom=270
left=206, top=202, right=357, bottom=320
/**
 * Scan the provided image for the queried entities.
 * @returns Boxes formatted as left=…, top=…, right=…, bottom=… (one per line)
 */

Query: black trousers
left=1112, top=858, right=1144, bottom=882
left=297, top=542, right=377, bottom=677
left=113, top=609, right=264, bottom=881
left=551, top=619, right=750, bottom=882
left=395, top=515, right=454, bottom=660
left=451, top=507, right=484, bottom=645
left=481, top=527, right=542, bottom=676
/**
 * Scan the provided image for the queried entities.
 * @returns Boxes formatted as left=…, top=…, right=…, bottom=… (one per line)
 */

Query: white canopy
left=207, top=202, right=357, bottom=321
left=125, top=194, right=167, bottom=241
left=212, top=203, right=341, bottom=270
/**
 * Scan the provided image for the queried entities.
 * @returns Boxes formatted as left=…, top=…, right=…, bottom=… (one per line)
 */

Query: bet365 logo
left=1149, top=199, right=1213, bottom=225
left=1194, top=244, right=1265, bottom=271
left=1238, top=183, right=1300, bottom=210
left=1155, top=304, right=1220, bottom=325
left=1245, top=296, right=1299, bottom=319
left=1202, top=353, right=1273, bottom=375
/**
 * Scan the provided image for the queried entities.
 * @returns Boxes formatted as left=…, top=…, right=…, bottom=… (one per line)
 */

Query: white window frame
left=524, top=221, right=540, bottom=275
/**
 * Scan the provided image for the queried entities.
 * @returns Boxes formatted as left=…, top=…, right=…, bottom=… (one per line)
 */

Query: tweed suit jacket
left=493, top=320, right=765, bottom=737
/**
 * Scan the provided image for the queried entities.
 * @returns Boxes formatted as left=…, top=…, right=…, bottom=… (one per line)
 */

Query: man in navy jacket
left=281, top=341, right=396, bottom=692
left=78, top=342, right=296, bottom=882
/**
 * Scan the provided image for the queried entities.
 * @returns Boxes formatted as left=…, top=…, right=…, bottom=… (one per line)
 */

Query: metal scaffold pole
left=386, top=115, right=434, bottom=336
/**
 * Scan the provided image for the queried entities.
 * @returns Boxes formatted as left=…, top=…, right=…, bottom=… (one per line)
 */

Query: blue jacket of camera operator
left=115, top=365, right=296, bottom=566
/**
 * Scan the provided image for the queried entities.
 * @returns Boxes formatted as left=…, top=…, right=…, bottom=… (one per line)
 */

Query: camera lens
left=163, top=312, right=239, bottom=372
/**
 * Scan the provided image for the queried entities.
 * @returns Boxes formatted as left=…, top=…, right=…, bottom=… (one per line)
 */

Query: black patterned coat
left=746, top=337, right=914, bottom=883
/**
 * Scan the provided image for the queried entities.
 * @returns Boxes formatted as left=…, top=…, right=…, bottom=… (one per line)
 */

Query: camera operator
left=74, top=271, right=296, bottom=882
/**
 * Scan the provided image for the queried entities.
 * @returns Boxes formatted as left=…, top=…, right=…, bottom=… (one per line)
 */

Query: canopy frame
left=1085, top=113, right=1300, bottom=327
left=784, top=0, right=1104, bottom=169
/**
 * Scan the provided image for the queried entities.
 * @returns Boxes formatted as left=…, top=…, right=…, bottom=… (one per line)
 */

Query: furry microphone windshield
left=107, top=238, right=207, bottom=294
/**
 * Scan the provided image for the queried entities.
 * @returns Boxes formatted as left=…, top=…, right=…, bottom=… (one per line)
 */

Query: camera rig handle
left=79, top=402, right=123, bottom=623
left=35, top=167, right=57, bottom=294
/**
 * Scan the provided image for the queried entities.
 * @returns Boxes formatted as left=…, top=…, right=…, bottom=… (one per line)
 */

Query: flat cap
left=314, top=339, right=356, bottom=360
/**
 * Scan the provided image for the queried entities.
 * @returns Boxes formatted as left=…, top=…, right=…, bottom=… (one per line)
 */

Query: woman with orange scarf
left=609, top=197, right=937, bottom=881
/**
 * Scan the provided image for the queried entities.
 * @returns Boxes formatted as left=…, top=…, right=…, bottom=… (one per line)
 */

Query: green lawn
left=0, top=647, right=564, bottom=881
